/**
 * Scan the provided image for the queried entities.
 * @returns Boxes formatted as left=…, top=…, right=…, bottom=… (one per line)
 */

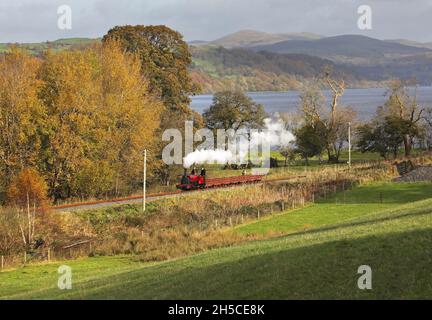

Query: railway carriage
left=176, top=168, right=264, bottom=191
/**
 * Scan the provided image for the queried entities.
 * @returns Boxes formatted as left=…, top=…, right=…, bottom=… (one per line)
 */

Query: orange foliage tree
left=0, top=36, right=174, bottom=201
left=0, top=46, right=44, bottom=190
left=6, top=168, right=48, bottom=247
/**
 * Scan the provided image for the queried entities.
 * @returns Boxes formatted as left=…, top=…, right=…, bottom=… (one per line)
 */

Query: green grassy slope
left=1, top=185, right=431, bottom=299
left=235, top=182, right=432, bottom=235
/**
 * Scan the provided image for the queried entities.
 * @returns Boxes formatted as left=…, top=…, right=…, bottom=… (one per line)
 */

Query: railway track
left=51, top=175, right=306, bottom=212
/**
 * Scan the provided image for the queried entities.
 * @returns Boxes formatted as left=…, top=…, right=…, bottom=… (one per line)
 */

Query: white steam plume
left=183, top=115, right=295, bottom=168
left=183, top=149, right=234, bottom=168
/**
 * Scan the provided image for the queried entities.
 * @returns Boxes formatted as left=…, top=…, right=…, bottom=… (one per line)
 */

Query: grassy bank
left=1, top=182, right=431, bottom=299
left=235, top=182, right=432, bottom=235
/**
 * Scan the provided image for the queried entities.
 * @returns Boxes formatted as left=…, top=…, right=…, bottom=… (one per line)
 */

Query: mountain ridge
left=249, top=34, right=431, bottom=65
left=202, top=29, right=322, bottom=48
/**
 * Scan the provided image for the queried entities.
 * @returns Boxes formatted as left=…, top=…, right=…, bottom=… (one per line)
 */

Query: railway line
left=51, top=175, right=306, bottom=212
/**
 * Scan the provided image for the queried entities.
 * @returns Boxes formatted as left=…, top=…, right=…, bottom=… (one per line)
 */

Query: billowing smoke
left=183, top=115, right=295, bottom=168
left=183, top=149, right=233, bottom=168
left=250, top=117, right=295, bottom=149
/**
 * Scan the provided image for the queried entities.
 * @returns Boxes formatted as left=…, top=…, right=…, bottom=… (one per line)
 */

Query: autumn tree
left=203, top=91, right=267, bottom=131
left=98, top=40, right=163, bottom=194
left=38, top=49, right=102, bottom=200
left=103, top=25, right=202, bottom=185
left=102, top=25, right=201, bottom=125
left=0, top=47, right=45, bottom=190
left=6, top=168, right=47, bottom=247
left=36, top=41, right=163, bottom=200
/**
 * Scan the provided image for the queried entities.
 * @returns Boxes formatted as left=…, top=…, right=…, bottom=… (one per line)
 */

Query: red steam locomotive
left=176, top=167, right=264, bottom=191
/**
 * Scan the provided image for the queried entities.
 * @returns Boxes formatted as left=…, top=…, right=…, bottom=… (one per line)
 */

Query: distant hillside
left=0, top=38, right=100, bottom=55
left=2, top=34, right=432, bottom=93
left=189, top=46, right=378, bottom=93
left=191, top=44, right=432, bottom=92
left=386, top=39, right=432, bottom=50
left=188, top=40, right=209, bottom=46
left=209, top=30, right=321, bottom=48
left=350, top=52, right=432, bottom=85
left=251, top=35, right=431, bottom=65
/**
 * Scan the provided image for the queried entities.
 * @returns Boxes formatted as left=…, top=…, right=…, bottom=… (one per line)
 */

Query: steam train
left=176, top=167, right=264, bottom=191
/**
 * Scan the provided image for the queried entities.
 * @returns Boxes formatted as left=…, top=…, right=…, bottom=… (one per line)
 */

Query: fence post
left=257, top=209, right=260, bottom=220
left=1, top=255, right=4, bottom=271
left=48, top=248, right=51, bottom=262
left=24, top=252, right=27, bottom=264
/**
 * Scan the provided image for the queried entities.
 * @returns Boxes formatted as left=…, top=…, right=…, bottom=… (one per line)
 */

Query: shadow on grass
left=22, top=227, right=432, bottom=300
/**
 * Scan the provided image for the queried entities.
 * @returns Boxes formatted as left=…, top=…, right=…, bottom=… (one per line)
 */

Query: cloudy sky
left=1, top=0, right=432, bottom=43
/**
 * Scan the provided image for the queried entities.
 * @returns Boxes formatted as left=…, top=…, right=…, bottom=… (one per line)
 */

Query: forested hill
left=189, top=46, right=379, bottom=93
left=1, top=38, right=362, bottom=93
left=250, top=34, right=431, bottom=64
left=2, top=36, right=432, bottom=93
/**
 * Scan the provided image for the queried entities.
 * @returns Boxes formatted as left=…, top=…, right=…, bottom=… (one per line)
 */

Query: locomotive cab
left=176, top=168, right=206, bottom=191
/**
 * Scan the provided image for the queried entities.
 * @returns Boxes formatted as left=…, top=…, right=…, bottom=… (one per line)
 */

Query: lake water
left=191, top=87, right=432, bottom=120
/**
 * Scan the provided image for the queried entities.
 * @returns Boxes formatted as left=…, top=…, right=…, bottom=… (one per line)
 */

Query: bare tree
left=379, top=80, right=424, bottom=156
left=300, top=75, right=353, bottom=163
left=325, top=70, right=345, bottom=129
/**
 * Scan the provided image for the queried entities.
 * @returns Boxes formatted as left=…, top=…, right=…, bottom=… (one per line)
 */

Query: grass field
left=235, top=182, right=432, bottom=235
left=1, top=182, right=431, bottom=299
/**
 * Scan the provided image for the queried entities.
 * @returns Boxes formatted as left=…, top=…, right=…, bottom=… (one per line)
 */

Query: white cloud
left=0, top=0, right=431, bottom=43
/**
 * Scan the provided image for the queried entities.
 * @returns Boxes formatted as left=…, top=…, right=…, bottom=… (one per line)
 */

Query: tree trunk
left=326, top=145, right=338, bottom=163
left=403, top=134, right=412, bottom=157
left=27, top=192, right=31, bottom=245
left=326, top=147, right=332, bottom=163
